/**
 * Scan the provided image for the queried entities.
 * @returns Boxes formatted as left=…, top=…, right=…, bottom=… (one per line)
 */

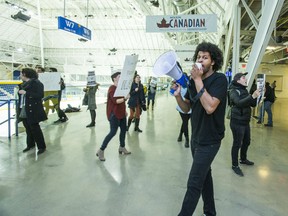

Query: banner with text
left=146, top=14, right=217, bottom=33
left=58, top=16, right=91, bottom=40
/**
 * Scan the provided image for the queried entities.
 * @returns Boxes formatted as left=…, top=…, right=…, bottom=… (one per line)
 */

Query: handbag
left=19, top=106, right=27, bottom=118
left=141, top=102, right=147, bottom=111
left=82, top=93, right=88, bottom=105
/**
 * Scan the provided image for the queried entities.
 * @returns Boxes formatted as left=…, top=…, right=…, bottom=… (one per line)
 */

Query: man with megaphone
left=172, top=42, right=228, bottom=216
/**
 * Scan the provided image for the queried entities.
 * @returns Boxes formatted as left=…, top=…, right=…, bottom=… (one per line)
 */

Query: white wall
left=258, top=64, right=288, bottom=98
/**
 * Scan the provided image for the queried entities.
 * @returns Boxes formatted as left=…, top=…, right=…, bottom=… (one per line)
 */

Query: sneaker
left=232, top=166, right=244, bottom=176
left=240, top=159, right=254, bottom=165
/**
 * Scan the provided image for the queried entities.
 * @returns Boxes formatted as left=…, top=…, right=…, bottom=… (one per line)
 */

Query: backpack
left=227, top=89, right=240, bottom=107
left=226, top=89, right=240, bottom=119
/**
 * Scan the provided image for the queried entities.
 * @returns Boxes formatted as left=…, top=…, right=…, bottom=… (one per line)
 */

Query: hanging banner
left=58, top=16, right=91, bottom=40
left=114, top=55, right=139, bottom=97
left=146, top=14, right=217, bottom=33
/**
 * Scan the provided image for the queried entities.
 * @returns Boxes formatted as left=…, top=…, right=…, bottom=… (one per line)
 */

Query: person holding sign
left=83, top=83, right=100, bottom=127
left=147, top=77, right=157, bottom=110
left=96, top=71, right=131, bottom=161
left=228, top=72, right=260, bottom=177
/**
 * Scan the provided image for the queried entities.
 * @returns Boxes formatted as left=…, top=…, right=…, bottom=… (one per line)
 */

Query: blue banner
left=58, top=16, right=91, bottom=40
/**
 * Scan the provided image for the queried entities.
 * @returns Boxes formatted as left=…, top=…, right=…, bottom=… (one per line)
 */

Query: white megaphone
left=153, top=51, right=189, bottom=94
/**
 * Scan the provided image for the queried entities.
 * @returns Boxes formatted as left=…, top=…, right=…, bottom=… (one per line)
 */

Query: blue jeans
left=101, top=114, right=127, bottom=150
left=178, top=142, right=220, bottom=216
left=258, top=101, right=273, bottom=125
left=230, top=122, right=250, bottom=166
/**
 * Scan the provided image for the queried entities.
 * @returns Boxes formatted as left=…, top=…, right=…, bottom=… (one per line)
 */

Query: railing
left=0, top=99, right=18, bottom=139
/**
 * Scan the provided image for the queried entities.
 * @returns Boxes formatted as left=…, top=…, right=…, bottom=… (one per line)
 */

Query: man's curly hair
left=192, top=42, right=223, bottom=72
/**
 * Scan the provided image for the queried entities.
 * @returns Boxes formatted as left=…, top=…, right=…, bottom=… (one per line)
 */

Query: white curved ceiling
left=0, top=0, right=287, bottom=74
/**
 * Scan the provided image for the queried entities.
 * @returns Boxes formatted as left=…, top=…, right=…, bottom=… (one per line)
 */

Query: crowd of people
left=15, top=41, right=277, bottom=216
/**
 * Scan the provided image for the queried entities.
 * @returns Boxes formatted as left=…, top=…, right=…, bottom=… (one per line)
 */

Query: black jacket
left=229, top=81, right=257, bottom=125
left=21, top=79, right=47, bottom=124
left=128, top=82, right=145, bottom=108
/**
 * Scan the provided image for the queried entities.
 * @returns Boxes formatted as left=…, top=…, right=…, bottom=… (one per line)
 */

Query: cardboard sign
left=256, top=74, right=266, bottom=105
left=87, top=71, right=96, bottom=86
left=38, top=72, right=61, bottom=91
left=114, top=55, right=139, bottom=97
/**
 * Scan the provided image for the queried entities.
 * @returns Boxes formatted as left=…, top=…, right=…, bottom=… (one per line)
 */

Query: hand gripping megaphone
left=152, top=51, right=189, bottom=94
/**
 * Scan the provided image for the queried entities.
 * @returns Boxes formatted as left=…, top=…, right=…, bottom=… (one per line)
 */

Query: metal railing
left=0, top=99, right=18, bottom=139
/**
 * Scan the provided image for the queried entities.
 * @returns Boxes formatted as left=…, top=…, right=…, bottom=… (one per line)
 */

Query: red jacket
left=106, top=85, right=126, bottom=120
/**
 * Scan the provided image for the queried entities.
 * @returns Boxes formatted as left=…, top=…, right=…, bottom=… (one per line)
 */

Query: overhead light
left=78, top=38, right=88, bottom=42
left=11, top=11, right=31, bottom=22
left=110, top=48, right=117, bottom=52
left=150, top=0, right=159, bottom=7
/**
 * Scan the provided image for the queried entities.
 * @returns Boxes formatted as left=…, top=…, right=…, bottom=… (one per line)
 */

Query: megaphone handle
left=170, top=88, right=176, bottom=95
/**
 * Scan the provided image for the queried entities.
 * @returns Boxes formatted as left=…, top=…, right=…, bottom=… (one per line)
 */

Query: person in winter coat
left=83, top=83, right=100, bottom=127
left=229, top=72, right=260, bottom=176
left=257, top=82, right=275, bottom=127
left=19, top=68, right=47, bottom=155
left=127, top=74, right=146, bottom=132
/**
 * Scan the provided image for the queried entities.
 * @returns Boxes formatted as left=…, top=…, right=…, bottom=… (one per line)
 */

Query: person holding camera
left=172, top=42, right=227, bottom=216
left=127, top=74, right=146, bottom=132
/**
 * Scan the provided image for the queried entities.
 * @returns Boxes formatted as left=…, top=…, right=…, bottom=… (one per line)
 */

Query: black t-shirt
left=185, top=72, right=227, bottom=145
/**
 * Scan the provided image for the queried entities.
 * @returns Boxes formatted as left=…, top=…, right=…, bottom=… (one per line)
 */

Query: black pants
left=178, top=142, right=220, bottom=216
left=22, top=119, right=46, bottom=150
left=230, top=121, right=250, bottom=166
left=179, top=112, right=191, bottom=137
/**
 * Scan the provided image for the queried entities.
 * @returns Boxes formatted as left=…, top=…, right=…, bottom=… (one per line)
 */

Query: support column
left=246, top=0, right=284, bottom=90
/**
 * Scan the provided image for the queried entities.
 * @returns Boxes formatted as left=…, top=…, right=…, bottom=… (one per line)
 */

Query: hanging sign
left=58, top=16, right=91, bottom=40
left=146, top=14, right=217, bottom=33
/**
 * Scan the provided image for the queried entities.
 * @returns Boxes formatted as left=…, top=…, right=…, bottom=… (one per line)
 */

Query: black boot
left=177, top=131, right=183, bottom=142
left=184, top=136, right=189, bottom=148
left=86, top=122, right=95, bottom=127
left=127, top=118, right=132, bottom=131
left=134, top=118, right=142, bottom=132
left=87, top=110, right=96, bottom=127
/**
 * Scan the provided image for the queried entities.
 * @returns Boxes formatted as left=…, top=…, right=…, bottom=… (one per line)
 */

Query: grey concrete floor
left=0, top=92, right=288, bottom=216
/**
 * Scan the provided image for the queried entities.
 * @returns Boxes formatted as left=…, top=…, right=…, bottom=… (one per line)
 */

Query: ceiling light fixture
left=78, top=38, right=88, bottom=42
left=11, top=11, right=31, bottom=22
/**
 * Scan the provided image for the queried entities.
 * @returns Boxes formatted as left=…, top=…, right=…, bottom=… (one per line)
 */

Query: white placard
left=38, top=72, right=61, bottom=91
left=256, top=74, right=266, bottom=105
left=114, top=55, right=139, bottom=97
left=150, top=77, right=157, bottom=87
left=146, top=14, right=217, bottom=33
left=87, top=71, right=96, bottom=86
